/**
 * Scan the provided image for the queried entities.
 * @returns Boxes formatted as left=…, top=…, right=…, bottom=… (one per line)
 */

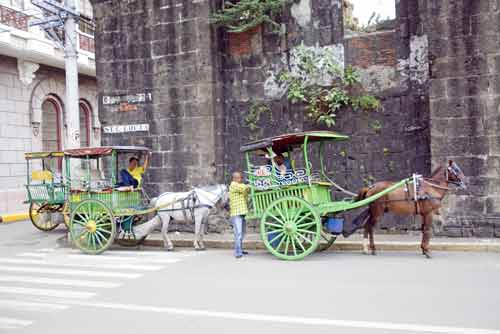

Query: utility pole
left=63, top=0, right=80, bottom=149
left=30, top=0, right=81, bottom=148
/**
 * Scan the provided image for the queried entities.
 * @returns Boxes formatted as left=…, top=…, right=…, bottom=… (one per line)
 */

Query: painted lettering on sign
left=103, top=124, right=150, bottom=134
left=102, top=92, right=153, bottom=105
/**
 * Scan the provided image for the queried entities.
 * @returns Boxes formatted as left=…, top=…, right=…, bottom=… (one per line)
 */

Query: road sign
left=30, top=15, right=64, bottom=27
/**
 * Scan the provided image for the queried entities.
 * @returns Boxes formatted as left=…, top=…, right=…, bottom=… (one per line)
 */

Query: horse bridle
left=444, top=162, right=465, bottom=188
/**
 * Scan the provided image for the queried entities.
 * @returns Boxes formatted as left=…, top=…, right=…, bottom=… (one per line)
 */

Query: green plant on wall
left=245, top=102, right=271, bottom=131
left=277, top=44, right=381, bottom=127
left=213, top=0, right=289, bottom=33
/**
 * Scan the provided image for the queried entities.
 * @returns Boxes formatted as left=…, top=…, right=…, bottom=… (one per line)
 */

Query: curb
left=0, top=212, right=29, bottom=223
left=141, top=239, right=500, bottom=253
left=55, top=235, right=500, bottom=253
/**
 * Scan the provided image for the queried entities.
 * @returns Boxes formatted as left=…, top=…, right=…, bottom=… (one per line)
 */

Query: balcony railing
left=0, top=4, right=28, bottom=31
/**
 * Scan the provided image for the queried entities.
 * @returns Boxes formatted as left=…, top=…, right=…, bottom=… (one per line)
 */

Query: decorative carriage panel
left=69, top=190, right=141, bottom=212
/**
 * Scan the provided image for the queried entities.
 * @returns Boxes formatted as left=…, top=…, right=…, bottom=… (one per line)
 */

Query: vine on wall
left=277, top=44, right=380, bottom=127
left=213, top=0, right=289, bottom=33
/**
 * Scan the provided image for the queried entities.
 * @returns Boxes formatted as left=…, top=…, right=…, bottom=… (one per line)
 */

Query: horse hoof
left=195, top=247, right=206, bottom=251
left=371, top=250, right=377, bottom=256
left=422, top=250, right=432, bottom=259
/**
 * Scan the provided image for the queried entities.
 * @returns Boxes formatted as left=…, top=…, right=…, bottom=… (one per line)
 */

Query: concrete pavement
left=1, top=221, right=500, bottom=334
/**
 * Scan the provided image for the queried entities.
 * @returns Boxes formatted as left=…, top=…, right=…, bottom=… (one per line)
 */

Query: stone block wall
left=90, top=0, right=500, bottom=236
left=92, top=0, right=224, bottom=193
left=427, top=0, right=500, bottom=237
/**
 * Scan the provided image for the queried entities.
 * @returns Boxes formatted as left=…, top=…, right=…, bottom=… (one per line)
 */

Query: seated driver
left=120, top=155, right=149, bottom=188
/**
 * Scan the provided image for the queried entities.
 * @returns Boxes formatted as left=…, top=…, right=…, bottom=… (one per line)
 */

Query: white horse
left=134, top=184, right=228, bottom=250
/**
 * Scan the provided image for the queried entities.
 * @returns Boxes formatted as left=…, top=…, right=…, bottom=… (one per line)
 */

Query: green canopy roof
left=240, top=131, right=349, bottom=153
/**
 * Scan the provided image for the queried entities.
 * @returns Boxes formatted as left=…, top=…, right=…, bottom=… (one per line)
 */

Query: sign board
left=102, top=92, right=153, bottom=106
left=103, top=124, right=149, bottom=134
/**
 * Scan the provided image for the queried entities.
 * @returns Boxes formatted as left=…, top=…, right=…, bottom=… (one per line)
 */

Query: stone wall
left=427, top=0, right=500, bottom=237
left=92, top=0, right=224, bottom=194
left=90, top=0, right=500, bottom=236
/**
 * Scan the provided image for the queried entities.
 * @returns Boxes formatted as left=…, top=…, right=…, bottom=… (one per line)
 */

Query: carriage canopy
left=240, top=131, right=349, bottom=153
left=64, top=146, right=150, bottom=158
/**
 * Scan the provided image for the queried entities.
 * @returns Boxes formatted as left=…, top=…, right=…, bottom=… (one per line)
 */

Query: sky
left=350, top=0, right=396, bottom=26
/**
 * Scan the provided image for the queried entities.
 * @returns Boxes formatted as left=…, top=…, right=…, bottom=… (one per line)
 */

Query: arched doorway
left=79, top=100, right=92, bottom=147
left=41, top=96, right=62, bottom=152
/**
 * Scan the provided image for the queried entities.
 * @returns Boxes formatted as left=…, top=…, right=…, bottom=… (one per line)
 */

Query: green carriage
left=241, top=131, right=411, bottom=260
left=24, top=151, right=67, bottom=231
left=64, top=146, right=156, bottom=254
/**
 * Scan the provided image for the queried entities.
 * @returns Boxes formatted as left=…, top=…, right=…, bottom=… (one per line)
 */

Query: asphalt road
left=0, top=221, right=499, bottom=334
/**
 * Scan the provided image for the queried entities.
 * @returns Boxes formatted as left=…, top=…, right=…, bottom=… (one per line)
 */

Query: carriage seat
left=31, top=170, right=53, bottom=182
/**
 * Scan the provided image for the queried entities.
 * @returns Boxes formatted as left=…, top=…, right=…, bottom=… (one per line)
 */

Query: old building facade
left=0, top=0, right=99, bottom=214
left=91, top=0, right=500, bottom=237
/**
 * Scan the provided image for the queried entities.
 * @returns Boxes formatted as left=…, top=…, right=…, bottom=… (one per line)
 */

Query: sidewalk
left=138, top=231, right=500, bottom=252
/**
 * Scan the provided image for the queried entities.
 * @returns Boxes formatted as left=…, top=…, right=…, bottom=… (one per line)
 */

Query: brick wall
left=344, top=31, right=397, bottom=69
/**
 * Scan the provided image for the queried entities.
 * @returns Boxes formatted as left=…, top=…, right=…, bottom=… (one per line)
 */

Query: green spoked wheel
left=318, top=229, right=337, bottom=252
left=261, top=196, right=321, bottom=260
left=70, top=199, right=116, bottom=255
left=29, top=202, right=60, bottom=231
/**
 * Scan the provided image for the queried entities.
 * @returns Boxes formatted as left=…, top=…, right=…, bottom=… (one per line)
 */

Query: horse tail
left=356, top=187, right=370, bottom=201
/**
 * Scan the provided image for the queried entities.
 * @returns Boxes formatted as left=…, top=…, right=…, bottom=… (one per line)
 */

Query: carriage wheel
left=70, top=199, right=116, bottom=255
left=29, top=202, right=59, bottom=231
left=261, top=196, right=321, bottom=260
left=317, top=229, right=337, bottom=252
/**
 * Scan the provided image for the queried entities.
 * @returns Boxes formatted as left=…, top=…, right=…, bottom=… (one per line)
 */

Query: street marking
left=66, top=254, right=180, bottom=264
left=0, top=257, right=164, bottom=271
left=0, top=317, right=33, bottom=329
left=0, top=299, right=69, bottom=311
left=37, top=248, right=56, bottom=253
left=0, top=265, right=142, bottom=279
left=48, top=300, right=500, bottom=334
left=0, top=286, right=95, bottom=299
left=17, top=252, right=47, bottom=258
left=0, top=275, right=120, bottom=288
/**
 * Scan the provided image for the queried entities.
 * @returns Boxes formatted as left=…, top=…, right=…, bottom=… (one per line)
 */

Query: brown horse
left=356, top=161, right=466, bottom=258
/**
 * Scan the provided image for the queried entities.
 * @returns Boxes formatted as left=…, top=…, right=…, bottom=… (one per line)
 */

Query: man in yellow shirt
left=229, top=171, right=250, bottom=258
left=120, top=155, right=149, bottom=188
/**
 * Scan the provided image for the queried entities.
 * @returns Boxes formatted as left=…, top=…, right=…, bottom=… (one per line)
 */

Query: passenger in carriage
left=274, top=153, right=293, bottom=177
left=119, top=155, right=149, bottom=188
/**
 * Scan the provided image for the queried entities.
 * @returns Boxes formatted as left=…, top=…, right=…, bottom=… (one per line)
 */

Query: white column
left=64, top=0, right=80, bottom=149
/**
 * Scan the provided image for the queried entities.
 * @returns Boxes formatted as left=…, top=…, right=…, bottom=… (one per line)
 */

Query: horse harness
left=158, top=188, right=223, bottom=223
left=382, top=174, right=448, bottom=215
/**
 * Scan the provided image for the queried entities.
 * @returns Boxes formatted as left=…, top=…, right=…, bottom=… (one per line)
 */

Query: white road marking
left=0, top=275, right=120, bottom=288
left=0, top=286, right=95, bottom=299
left=0, top=265, right=142, bottom=279
left=0, top=317, right=33, bottom=329
left=37, top=248, right=56, bottom=253
left=66, top=254, right=180, bottom=264
left=0, top=257, right=163, bottom=271
left=17, top=252, right=46, bottom=258
left=49, top=300, right=500, bottom=334
left=0, top=299, right=69, bottom=311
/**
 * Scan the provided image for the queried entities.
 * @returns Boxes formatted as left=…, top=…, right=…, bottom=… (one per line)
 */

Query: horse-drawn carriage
left=24, top=151, right=66, bottom=231
left=63, top=146, right=158, bottom=254
left=241, top=131, right=464, bottom=260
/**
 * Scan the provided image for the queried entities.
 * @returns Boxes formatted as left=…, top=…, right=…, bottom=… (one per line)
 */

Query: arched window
left=41, top=96, right=62, bottom=152
left=79, top=101, right=92, bottom=147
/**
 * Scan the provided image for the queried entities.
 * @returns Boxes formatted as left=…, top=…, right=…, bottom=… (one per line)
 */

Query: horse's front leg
left=159, top=213, right=174, bottom=251
left=193, top=209, right=207, bottom=251
left=421, top=213, right=433, bottom=258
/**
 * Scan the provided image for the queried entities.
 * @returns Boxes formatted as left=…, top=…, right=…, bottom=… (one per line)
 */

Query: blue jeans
left=230, top=215, right=246, bottom=257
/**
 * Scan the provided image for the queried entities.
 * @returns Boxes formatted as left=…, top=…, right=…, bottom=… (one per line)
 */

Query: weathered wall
left=91, top=0, right=500, bottom=236
left=427, top=0, right=500, bottom=237
left=92, top=0, right=224, bottom=194
left=221, top=0, right=430, bottom=232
